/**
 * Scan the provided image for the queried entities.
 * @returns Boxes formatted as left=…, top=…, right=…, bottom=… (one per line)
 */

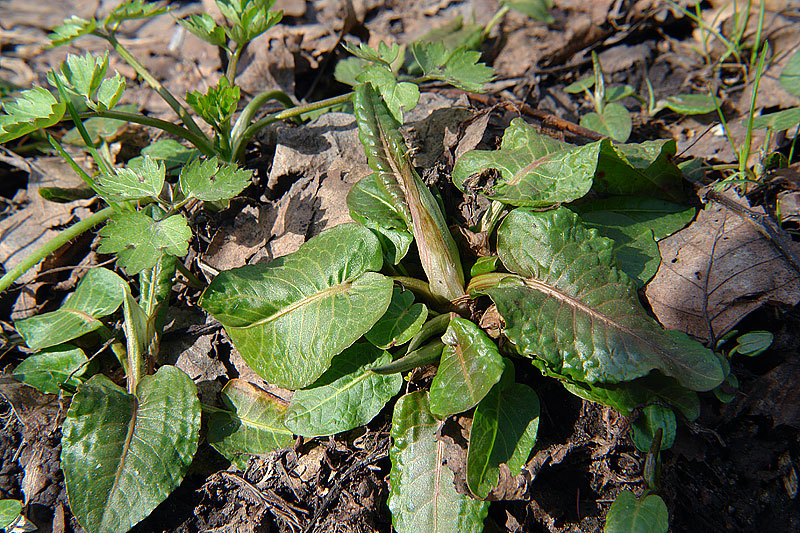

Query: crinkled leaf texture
left=429, top=316, right=505, bottom=418
left=61, top=366, right=200, bottom=533
left=284, top=343, right=402, bottom=437
left=15, top=268, right=126, bottom=351
left=452, top=118, right=600, bottom=207
left=96, top=156, right=165, bottom=201
left=200, top=223, right=393, bottom=389
left=98, top=212, right=191, bottom=275
left=365, top=286, right=427, bottom=349
left=594, top=139, right=684, bottom=203
left=604, top=491, right=668, bottom=533
left=13, top=345, right=88, bottom=394
left=0, top=86, right=66, bottom=143
left=389, top=391, right=488, bottom=533
left=411, top=42, right=493, bottom=93
left=487, top=208, right=724, bottom=391
left=207, top=379, right=294, bottom=470
left=466, top=361, right=539, bottom=499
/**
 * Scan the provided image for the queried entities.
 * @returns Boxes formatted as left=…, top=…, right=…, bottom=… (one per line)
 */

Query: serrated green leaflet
left=779, top=48, right=800, bottom=97
left=365, top=286, right=427, bottom=349
left=200, top=223, right=393, bottom=389
left=357, top=65, right=420, bottom=122
left=98, top=212, right=191, bottom=275
left=96, top=156, right=165, bottom=201
left=178, top=13, right=228, bottom=48
left=186, top=77, right=240, bottom=128
left=604, top=491, right=668, bottom=533
left=284, top=344, right=402, bottom=437
left=429, top=316, right=505, bottom=418
left=13, top=345, right=88, bottom=394
left=179, top=157, right=251, bottom=201
left=354, top=83, right=465, bottom=300
left=217, top=0, right=282, bottom=45
left=15, top=268, right=126, bottom=351
left=207, top=379, right=294, bottom=470
left=466, top=361, right=539, bottom=499
left=347, top=172, right=413, bottom=264
left=62, top=366, right=200, bottom=533
left=0, top=500, right=22, bottom=530
left=343, top=41, right=401, bottom=66
left=0, top=86, right=66, bottom=143
left=631, top=405, right=676, bottom=451
left=488, top=208, right=724, bottom=391
left=581, top=103, right=631, bottom=142
left=594, top=139, right=684, bottom=203
left=411, top=42, right=493, bottom=93
left=573, top=198, right=695, bottom=285
left=51, top=52, right=108, bottom=103
left=105, top=0, right=169, bottom=26
left=452, top=118, right=600, bottom=207
left=501, top=0, right=554, bottom=22
left=49, top=15, right=97, bottom=47
left=752, top=107, right=800, bottom=131
left=389, top=391, right=488, bottom=533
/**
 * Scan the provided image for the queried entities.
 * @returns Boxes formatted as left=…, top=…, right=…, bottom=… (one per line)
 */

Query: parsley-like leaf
left=96, top=156, right=166, bottom=201
left=49, top=16, right=97, bottom=47
left=343, top=42, right=401, bottom=66
left=411, top=42, right=493, bottom=93
left=0, top=86, right=66, bottom=143
left=104, top=0, right=170, bottom=28
left=177, top=13, right=228, bottom=48
left=216, top=0, right=282, bottom=45
left=99, top=212, right=191, bottom=274
left=356, top=66, right=420, bottom=122
left=179, top=157, right=251, bottom=201
left=186, top=77, right=240, bottom=130
left=49, top=52, right=109, bottom=102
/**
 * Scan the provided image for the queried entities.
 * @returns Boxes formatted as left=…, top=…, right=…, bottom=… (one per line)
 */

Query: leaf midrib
left=102, top=393, right=138, bottom=528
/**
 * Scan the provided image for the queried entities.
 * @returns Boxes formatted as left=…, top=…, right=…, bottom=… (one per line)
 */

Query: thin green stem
left=741, top=43, right=769, bottom=176
left=230, top=89, right=295, bottom=148
left=100, top=31, right=207, bottom=139
left=175, top=261, right=205, bottom=290
left=226, top=45, right=243, bottom=83
left=82, top=110, right=215, bottom=156
left=0, top=206, right=116, bottom=294
left=232, top=92, right=353, bottom=161
left=482, top=5, right=510, bottom=38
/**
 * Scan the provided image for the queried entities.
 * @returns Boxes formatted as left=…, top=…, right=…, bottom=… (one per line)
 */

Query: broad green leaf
left=563, top=373, right=699, bottom=420
left=606, top=85, right=636, bottom=103
left=452, top=117, right=600, bottom=207
left=96, top=156, right=165, bottom=201
left=0, top=86, right=66, bottom=143
left=389, top=391, right=488, bottom=533
left=12, top=345, right=88, bottom=394
left=357, top=66, right=420, bottom=122
left=466, top=362, right=539, bottom=498
left=470, top=256, right=500, bottom=277
left=179, top=157, right=251, bottom=202
left=0, top=499, right=22, bottom=530
left=51, top=52, right=109, bottom=101
left=594, top=139, right=684, bottom=203
left=581, top=103, right=632, bottom=142
left=752, top=107, right=800, bottom=131
left=731, top=331, right=773, bottom=357
left=411, top=42, right=494, bottom=93
left=565, top=76, right=594, bottom=93
left=365, top=286, right=427, bottom=349
left=200, top=223, right=393, bottom=389
left=429, top=316, right=505, bottom=418
left=371, top=339, right=444, bottom=374
left=15, top=268, right=126, bottom=351
left=347, top=173, right=413, bottom=264
left=207, top=379, right=294, bottom=470
left=713, top=373, right=738, bottom=404
left=604, top=491, right=668, bottom=533
left=489, top=208, right=724, bottom=391
left=779, top=48, right=800, bottom=97
left=62, top=366, right=200, bottom=533
left=128, top=139, right=198, bottom=172
left=653, top=94, right=716, bottom=115
left=631, top=405, right=676, bottom=451
left=185, top=77, right=240, bottom=129
left=98, top=212, right=191, bottom=275
left=284, top=344, right=402, bottom=437
left=49, top=16, right=97, bottom=47
left=354, top=83, right=465, bottom=300
left=501, top=0, right=554, bottom=22
left=178, top=13, right=228, bottom=48
left=573, top=198, right=695, bottom=285
left=63, top=103, right=137, bottom=145
left=105, top=0, right=169, bottom=26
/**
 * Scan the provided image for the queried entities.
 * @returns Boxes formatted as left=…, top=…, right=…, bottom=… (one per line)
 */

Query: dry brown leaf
left=646, top=188, right=800, bottom=342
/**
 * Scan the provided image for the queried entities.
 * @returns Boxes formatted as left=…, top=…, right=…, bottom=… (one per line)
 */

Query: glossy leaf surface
left=15, top=268, right=126, bottom=351
left=200, top=223, right=393, bottom=389
left=452, top=118, right=600, bottom=207
left=285, top=344, right=402, bottom=437
left=594, top=139, right=683, bottom=203
left=389, top=391, right=488, bottom=533
left=207, top=379, right=294, bottom=470
left=429, top=316, right=505, bottom=418
left=62, top=366, right=200, bottom=533
left=489, top=208, right=724, bottom=391
left=13, top=345, right=88, bottom=394
left=365, top=286, right=427, bottom=349
left=466, top=363, right=539, bottom=498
